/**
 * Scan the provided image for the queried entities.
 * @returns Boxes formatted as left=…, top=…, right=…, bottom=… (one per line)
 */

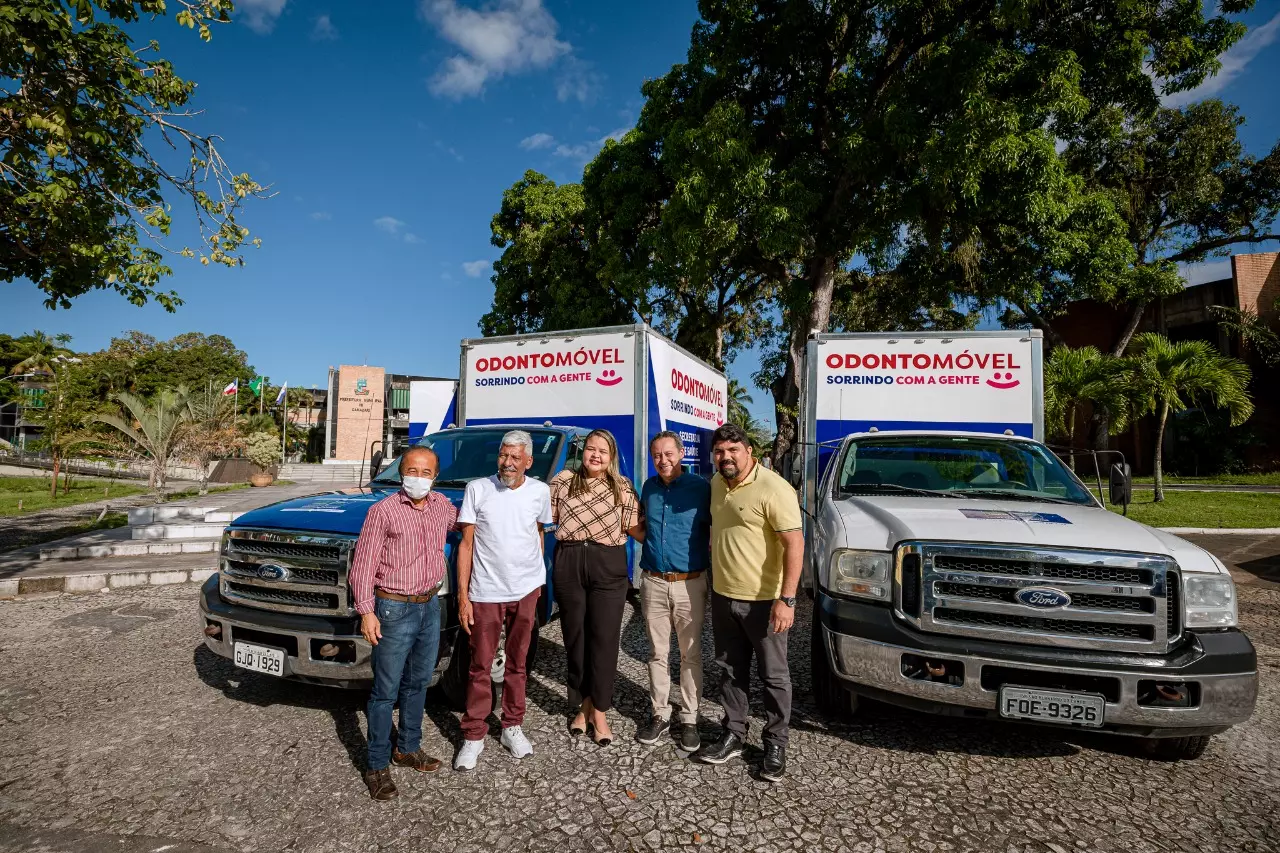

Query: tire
left=811, top=609, right=858, bottom=719
left=1144, top=735, right=1212, bottom=761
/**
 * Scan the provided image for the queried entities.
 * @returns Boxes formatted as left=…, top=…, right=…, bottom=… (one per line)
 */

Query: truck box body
left=458, top=324, right=727, bottom=482
left=407, top=379, right=458, bottom=441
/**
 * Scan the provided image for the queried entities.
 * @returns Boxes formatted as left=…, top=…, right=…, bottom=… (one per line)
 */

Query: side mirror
left=1109, top=462, right=1131, bottom=508
left=368, top=449, right=384, bottom=481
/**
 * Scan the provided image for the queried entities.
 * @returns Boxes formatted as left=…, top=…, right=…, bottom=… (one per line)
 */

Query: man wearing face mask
left=350, top=446, right=457, bottom=800
left=452, top=430, right=553, bottom=771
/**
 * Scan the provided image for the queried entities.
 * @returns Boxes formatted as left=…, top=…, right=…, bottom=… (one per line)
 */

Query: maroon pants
left=460, top=588, right=540, bottom=740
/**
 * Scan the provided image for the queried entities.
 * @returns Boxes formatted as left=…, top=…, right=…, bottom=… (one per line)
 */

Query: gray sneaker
left=501, top=726, right=534, bottom=759
left=454, top=738, right=484, bottom=771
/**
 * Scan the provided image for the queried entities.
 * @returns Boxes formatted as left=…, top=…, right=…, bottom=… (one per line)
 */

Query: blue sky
left=5, top=1, right=1280, bottom=429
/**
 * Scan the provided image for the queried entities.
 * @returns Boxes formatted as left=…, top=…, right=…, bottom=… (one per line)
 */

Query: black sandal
left=588, top=723, right=613, bottom=747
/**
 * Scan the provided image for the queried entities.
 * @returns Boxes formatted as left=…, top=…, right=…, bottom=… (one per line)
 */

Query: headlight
left=1183, top=574, right=1238, bottom=629
left=828, top=549, right=892, bottom=601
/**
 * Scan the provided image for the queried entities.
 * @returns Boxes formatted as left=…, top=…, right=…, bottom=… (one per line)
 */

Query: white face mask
left=402, top=476, right=433, bottom=500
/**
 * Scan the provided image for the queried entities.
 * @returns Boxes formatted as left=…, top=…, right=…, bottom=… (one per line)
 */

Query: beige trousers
left=640, top=572, right=708, bottom=724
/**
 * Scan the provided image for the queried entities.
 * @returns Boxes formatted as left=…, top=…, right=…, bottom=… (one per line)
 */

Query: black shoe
left=678, top=724, right=701, bottom=752
left=694, top=730, right=744, bottom=765
left=636, top=715, right=670, bottom=745
left=760, top=743, right=786, bottom=782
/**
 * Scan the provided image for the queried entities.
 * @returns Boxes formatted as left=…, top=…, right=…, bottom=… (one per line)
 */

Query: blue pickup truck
left=199, top=424, right=595, bottom=707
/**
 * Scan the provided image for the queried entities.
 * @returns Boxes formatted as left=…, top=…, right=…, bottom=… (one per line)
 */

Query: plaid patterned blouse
left=549, top=469, right=639, bottom=545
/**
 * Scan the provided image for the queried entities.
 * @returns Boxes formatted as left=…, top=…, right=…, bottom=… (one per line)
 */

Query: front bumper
left=198, top=575, right=456, bottom=689
left=817, top=592, right=1258, bottom=737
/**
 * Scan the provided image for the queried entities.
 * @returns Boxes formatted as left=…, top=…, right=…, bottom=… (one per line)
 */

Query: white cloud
left=520, top=132, right=555, bottom=150
left=1164, top=12, right=1280, bottom=106
left=374, top=216, right=406, bottom=235
left=404, top=233, right=423, bottom=245
left=554, top=143, right=590, bottom=159
left=1179, top=259, right=1234, bottom=286
left=238, top=0, right=287, bottom=35
left=556, top=57, right=600, bottom=104
left=421, top=0, right=571, bottom=99
left=600, top=126, right=629, bottom=144
left=310, top=211, right=332, bottom=221
left=462, top=260, right=491, bottom=277
left=312, top=14, right=338, bottom=41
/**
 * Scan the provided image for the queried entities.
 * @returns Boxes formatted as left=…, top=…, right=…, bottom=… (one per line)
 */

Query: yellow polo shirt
left=710, top=461, right=803, bottom=601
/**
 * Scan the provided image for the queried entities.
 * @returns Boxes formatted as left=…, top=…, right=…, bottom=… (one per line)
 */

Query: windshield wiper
left=950, top=488, right=1077, bottom=505
left=842, top=483, right=964, bottom=499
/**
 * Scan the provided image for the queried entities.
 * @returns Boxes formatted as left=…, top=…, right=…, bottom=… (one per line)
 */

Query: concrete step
left=39, top=540, right=220, bottom=561
left=130, top=521, right=228, bottom=541
left=127, top=505, right=220, bottom=526
left=203, top=510, right=242, bottom=523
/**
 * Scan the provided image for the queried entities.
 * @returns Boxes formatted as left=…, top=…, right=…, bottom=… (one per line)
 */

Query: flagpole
left=280, top=387, right=288, bottom=465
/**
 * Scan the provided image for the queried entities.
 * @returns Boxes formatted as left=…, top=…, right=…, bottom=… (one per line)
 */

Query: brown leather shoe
left=363, top=767, right=397, bottom=800
left=392, top=748, right=442, bottom=773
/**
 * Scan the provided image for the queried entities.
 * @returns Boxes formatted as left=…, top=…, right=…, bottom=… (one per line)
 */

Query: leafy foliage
left=1, top=0, right=268, bottom=311
left=1043, top=346, right=1135, bottom=448
left=24, top=356, right=98, bottom=496
left=182, top=390, right=240, bottom=494
left=1128, top=333, right=1254, bottom=500
left=93, top=386, right=192, bottom=491
left=242, top=430, right=278, bottom=472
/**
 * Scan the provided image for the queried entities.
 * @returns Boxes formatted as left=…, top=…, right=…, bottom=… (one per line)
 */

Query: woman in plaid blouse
left=549, top=428, right=641, bottom=746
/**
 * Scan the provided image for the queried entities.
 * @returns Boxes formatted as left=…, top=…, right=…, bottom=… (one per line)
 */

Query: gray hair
left=500, top=430, right=534, bottom=456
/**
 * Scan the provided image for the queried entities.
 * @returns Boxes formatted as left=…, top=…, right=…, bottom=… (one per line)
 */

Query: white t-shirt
left=457, top=474, right=554, bottom=603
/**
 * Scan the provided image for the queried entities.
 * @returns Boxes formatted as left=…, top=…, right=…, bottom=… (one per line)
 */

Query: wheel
left=1144, top=735, right=1212, bottom=761
left=811, top=608, right=858, bottom=718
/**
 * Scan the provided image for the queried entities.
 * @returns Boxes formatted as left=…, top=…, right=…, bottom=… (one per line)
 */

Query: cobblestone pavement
left=0, top=580, right=1277, bottom=853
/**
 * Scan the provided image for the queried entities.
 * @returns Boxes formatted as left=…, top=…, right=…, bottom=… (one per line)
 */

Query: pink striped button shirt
left=350, top=490, right=458, bottom=615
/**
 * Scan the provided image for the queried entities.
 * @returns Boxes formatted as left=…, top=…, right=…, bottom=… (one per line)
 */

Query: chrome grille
left=896, top=542, right=1179, bottom=653
left=220, top=529, right=355, bottom=616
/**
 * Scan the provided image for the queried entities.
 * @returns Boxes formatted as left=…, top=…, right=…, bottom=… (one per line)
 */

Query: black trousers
left=553, top=540, right=629, bottom=712
left=712, top=592, right=792, bottom=746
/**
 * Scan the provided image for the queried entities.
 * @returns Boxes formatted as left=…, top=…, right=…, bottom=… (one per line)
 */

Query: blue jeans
left=366, top=595, right=441, bottom=771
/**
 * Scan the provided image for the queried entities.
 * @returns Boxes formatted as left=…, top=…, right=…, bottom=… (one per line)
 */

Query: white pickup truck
left=797, top=331, right=1257, bottom=760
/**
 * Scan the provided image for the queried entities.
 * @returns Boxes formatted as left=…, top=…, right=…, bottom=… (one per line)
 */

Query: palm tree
left=1043, top=346, right=1136, bottom=464
left=183, top=391, right=241, bottom=495
left=727, top=379, right=753, bottom=426
left=94, top=387, right=193, bottom=492
left=1128, top=333, right=1254, bottom=502
left=9, top=331, right=73, bottom=376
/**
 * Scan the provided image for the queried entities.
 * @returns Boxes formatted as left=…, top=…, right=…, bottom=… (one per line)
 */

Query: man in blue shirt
left=631, top=430, right=712, bottom=750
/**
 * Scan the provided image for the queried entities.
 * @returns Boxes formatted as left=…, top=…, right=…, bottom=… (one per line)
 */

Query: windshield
left=833, top=435, right=1097, bottom=506
left=370, top=428, right=564, bottom=487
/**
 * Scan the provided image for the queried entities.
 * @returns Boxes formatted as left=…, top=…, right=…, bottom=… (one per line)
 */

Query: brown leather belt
left=644, top=569, right=704, bottom=582
left=375, top=586, right=439, bottom=604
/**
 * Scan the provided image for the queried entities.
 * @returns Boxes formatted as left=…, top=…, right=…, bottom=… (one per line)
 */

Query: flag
left=248, top=377, right=264, bottom=398
left=274, top=383, right=287, bottom=406
left=221, top=379, right=238, bottom=396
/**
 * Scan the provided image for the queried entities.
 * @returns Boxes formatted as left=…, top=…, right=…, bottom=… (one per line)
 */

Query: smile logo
left=986, top=372, right=1020, bottom=390
left=596, top=369, right=623, bottom=387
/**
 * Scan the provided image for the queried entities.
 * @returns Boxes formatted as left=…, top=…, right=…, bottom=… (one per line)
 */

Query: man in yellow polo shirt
left=694, top=423, right=803, bottom=782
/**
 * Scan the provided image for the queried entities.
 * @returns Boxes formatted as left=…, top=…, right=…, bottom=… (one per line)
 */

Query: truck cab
left=801, top=332, right=1257, bottom=759
left=198, top=423, right=596, bottom=707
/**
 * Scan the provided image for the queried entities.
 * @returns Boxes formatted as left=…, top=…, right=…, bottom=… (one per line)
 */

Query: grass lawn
left=1, top=513, right=129, bottom=552
left=0, top=476, right=146, bottom=516
left=1130, top=472, right=1280, bottom=486
left=1107, top=490, right=1280, bottom=529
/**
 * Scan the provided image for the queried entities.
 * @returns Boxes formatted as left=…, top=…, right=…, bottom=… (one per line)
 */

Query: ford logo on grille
left=257, top=563, right=289, bottom=582
left=1015, top=587, right=1071, bottom=609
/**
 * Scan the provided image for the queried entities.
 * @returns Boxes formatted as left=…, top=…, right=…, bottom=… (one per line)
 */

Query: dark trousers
left=460, top=587, right=540, bottom=740
left=711, top=592, right=792, bottom=746
left=553, top=541, right=629, bottom=712
left=366, top=595, right=441, bottom=770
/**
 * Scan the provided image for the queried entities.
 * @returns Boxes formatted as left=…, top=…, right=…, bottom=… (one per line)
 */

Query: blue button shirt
left=639, top=472, right=711, bottom=575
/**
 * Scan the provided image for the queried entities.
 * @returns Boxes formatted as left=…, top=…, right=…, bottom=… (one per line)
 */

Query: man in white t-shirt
left=453, top=429, right=554, bottom=771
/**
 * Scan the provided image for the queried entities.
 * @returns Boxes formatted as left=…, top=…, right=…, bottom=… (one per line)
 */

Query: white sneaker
left=501, top=726, right=534, bottom=759
left=454, top=738, right=484, bottom=771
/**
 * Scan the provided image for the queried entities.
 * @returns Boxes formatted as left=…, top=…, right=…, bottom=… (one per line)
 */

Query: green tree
left=94, top=387, right=192, bottom=492
left=6, top=330, right=74, bottom=376
left=726, top=379, right=753, bottom=426
left=82, top=331, right=254, bottom=397
left=1209, top=300, right=1280, bottom=367
left=1128, top=333, right=1254, bottom=502
left=243, top=430, right=278, bottom=474
left=1, top=0, right=267, bottom=311
left=25, top=355, right=96, bottom=496
left=624, top=0, right=1248, bottom=466
left=182, top=390, right=239, bottom=494
left=1043, top=346, right=1135, bottom=456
